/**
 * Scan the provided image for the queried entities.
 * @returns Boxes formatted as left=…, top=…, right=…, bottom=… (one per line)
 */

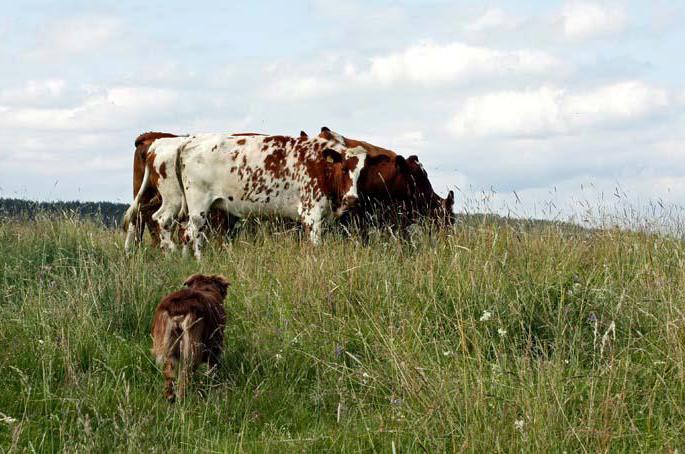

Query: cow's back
left=180, top=134, right=316, bottom=219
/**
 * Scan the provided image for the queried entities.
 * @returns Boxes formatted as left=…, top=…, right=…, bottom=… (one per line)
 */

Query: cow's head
left=320, top=145, right=367, bottom=217
left=183, top=274, right=231, bottom=298
left=405, top=155, right=456, bottom=226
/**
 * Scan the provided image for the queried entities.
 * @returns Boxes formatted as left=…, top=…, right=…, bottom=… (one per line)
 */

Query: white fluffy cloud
left=265, top=41, right=563, bottom=100
left=363, top=41, right=561, bottom=85
left=0, top=86, right=178, bottom=130
left=0, top=79, right=66, bottom=106
left=450, top=81, right=670, bottom=137
left=561, top=2, right=627, bottom=41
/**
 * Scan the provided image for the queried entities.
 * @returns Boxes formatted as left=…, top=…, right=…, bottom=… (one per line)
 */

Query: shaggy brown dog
left=151, top=274, right=229, bottom=401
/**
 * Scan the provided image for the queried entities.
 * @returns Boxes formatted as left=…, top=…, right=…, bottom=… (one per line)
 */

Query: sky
left=1, top=0, right=684, bottom=221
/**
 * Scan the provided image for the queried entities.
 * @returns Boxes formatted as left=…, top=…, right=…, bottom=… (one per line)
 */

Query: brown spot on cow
left=264, top=148, right=287, bottom=178
left=236, top=139, right=246, bottom=145
left=159, top=162, right=167, bottom=179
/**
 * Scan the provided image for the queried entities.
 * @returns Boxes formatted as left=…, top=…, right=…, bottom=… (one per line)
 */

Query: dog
left=151, top=274, right=229, bottom=401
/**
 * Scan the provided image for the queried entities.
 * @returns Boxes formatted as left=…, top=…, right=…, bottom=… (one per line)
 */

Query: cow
left=128, top=131, right=180, bottom=248
left=124, top=135, right=193, bottom=252
left=125, top=132, right=263, bottom=252
left=125, top=130, right=368, bottom=258
left=317, top=128, right=455, bottom=231
left=151, top=274, right=229, bottom=402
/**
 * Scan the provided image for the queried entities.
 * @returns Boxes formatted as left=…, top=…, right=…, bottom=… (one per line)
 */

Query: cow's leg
left=152, top=206, right=182, bottom=253
left=143, top=208, right=161, bottom=247
left=184, top=191, right=213, bottom=260
left=152, top=194, right=183, bottom=253
left=185, top=212, right=207, bottom=260
left=124, top=223, right=138, bottom=253
left=300, top=203, right=325, bottom=245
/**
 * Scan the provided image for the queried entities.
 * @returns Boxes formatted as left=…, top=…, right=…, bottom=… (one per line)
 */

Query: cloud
left=0, top=80, right=67, bottom=106
left=0, top=86, right=178, bottom=130
left=450, top=81, right=670, bottom=138
left=465, top=8, right=522, bottom=33
left=28, top=14, right=122, bottom=60
left=264, top=41, right=564, bottom=99
left=561, top=2, right=627, bottom=41
left=363, top=41, right=561, bottom=85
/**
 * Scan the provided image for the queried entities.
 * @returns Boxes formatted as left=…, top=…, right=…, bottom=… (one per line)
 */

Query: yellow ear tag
left=326, top=156, right=335, bottom=163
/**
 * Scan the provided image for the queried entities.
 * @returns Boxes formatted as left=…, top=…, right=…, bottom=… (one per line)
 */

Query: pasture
left=1, top=214, right=684, bottom=451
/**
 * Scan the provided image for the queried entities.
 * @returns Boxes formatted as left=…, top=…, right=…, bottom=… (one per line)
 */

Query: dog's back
left=151, top=274, right=229, bottom=401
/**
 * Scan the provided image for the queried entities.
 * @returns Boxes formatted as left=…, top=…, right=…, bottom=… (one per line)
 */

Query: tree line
left=0, top=198, right=128, bottom=229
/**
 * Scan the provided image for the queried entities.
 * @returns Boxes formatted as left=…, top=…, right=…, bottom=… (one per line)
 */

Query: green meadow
left=1, top=213, right=684, bottom=452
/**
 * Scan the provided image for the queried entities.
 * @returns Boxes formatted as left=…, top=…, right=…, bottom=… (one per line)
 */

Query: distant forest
left=0, top=198, right=128, bottom=228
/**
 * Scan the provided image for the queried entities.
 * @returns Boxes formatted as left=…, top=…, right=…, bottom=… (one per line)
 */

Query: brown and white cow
left=318, top=128, right=455, bottom=230
left=125, top=131, right=239, bottom=252
left=125, top=131, right=367, bottom=258
left=129, top=131, right=180, bottom=248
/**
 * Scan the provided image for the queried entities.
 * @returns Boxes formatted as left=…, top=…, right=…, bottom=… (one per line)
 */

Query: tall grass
left=1, top=214, right=684, bottom=452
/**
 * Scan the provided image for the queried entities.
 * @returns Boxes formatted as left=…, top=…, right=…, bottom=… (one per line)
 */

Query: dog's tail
left=151, top=310, right=177, bottom=366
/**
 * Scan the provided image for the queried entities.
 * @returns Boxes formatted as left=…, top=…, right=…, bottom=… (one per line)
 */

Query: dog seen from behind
left=151, top=274, right=230, bottom=402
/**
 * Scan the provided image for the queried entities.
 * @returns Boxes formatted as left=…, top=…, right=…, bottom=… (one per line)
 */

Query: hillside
left=1, top=215, right=683, bottom=451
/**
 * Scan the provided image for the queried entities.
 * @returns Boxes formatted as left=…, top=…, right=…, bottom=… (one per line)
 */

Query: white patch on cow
left=337, top=145, right=367, bottom=216
left=148, top=136, right=193, bottom=252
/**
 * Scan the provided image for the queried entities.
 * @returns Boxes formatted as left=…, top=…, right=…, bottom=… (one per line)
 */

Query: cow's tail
left=123, top=161, right=151, bottom=232
left=175, top=142, right=188, bottom=220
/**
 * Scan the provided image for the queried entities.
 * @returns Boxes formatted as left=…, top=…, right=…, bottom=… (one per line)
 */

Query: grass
left=1, top=213, right=684, bottom=452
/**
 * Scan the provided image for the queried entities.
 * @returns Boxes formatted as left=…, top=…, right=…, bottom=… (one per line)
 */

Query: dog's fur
left=151, top=274, right=229, bottom=401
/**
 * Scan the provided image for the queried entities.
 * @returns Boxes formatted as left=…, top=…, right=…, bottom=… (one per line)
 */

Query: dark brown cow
left=151, top=274, right=229, bottom=402
left=131, top=132, right=179, bottom=245
left=318, top=127, right=455, bottom=231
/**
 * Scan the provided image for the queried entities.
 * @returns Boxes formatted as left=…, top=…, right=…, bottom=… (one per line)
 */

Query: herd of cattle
left=123, top=127, right=455, bottom=258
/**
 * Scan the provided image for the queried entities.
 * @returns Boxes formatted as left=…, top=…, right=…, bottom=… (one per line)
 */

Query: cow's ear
left=300, top=131, right=308, bottom=139
left=323, top=148, right=343, bottom=164
left=446, top=190, right=455, bottom=208
left=319, top=127, right=345, bottom=144
left=395, top=155, right=408, bottom=170
left=407, top=155, right=419, bottom=162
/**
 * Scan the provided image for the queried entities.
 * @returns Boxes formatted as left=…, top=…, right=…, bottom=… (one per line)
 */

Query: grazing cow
left=125, top=132, right=260, bottom=252
left=126, top=131, right=368, bottom=258
left=318, top=128, right=455, bottom=230
left=124, top=135, right=194, bottom=252
left=151, top=274, right=229, bottom=402
left=129, top=132, right=180, bottom=247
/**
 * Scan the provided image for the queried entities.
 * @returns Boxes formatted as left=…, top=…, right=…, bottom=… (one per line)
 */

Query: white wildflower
left=442, top=350, right=453, bottom=357
left=480, top=310, right=492, bottom=322
left=497, top=328, right=507, bottom=337
left=274, top=353, right=283, bottom=360
left=514, top=418, right=525, bottom=431
left=38, top=339, right=44, bottom=345
left=0, top=413, right=17, bottom=424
